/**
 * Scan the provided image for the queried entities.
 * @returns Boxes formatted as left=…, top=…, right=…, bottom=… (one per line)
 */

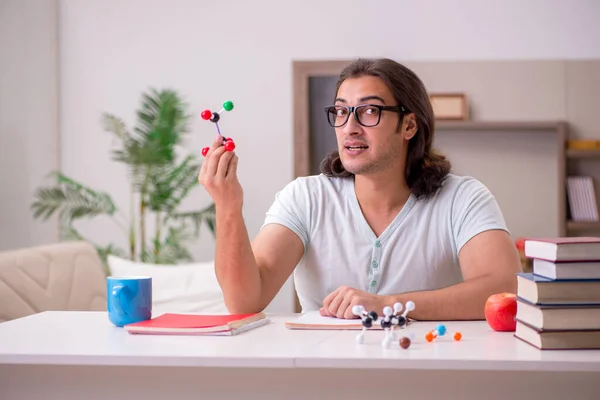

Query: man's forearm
left=385, top=273, right=517, bottom=320
left=214, top=209, right=263, bottom=314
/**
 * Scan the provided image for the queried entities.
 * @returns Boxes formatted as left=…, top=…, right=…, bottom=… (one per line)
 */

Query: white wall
left=0, top=0, right=59, bottom=251
left=56, top=0, right=600, bottom=312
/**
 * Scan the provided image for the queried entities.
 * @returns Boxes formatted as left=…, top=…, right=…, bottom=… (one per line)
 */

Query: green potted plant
left=31, top=88, right=215, bottom=267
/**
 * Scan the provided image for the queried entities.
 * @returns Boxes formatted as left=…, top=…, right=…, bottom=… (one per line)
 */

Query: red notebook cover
left=125, top=313, right=261, bottom=330
left=123, top=312, right=269, bottom=336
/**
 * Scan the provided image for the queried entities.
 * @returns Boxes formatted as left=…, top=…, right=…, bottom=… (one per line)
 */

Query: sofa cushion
left=0, top=241, right=107, bottom=323
left=107, top=256, right=228, bottom=316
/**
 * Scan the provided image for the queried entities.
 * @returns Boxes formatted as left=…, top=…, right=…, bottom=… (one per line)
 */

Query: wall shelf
left=436, top=121, right=566, bottom=131
left=437, top=120, right=568, bottom=237
left=566, top=149, right=600, bottom=158
left=567, top=221, right=600, bottom=230
left=437, top=121, right=600, bottom=236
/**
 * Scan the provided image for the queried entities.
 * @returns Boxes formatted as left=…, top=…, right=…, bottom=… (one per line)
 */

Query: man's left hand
left=320, top=286, right=387, bottom=319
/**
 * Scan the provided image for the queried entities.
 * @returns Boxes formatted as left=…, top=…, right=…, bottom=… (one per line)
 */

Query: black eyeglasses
left=324, top=104, right=409, bottom=128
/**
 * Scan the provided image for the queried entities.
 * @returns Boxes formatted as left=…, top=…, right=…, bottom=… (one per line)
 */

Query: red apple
left=515, top=237, right=526, bottom=252
left=484, top=293, right=517, bottom=332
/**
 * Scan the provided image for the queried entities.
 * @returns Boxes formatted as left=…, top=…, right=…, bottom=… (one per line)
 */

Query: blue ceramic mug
left=107, top=276, right=152, bottom=327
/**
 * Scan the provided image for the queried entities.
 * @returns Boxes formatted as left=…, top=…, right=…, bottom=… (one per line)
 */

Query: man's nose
left=342, top=111, right=362, bottom=135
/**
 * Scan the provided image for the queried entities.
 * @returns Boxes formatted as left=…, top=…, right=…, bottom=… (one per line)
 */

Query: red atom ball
left=201, top=147, right=209, bottom=157
left=224, top=141, right=236, bottom=152
left=201, top=110, right=212, bottom=120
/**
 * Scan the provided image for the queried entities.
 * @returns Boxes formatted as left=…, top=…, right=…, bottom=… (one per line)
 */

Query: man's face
left=333, top=76, right=409, bottom=176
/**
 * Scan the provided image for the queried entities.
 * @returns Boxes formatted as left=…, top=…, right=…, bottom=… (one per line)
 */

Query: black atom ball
left=210, top=112, right=220, bottom=123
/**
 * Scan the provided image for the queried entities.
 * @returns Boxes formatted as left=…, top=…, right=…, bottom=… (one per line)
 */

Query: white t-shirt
left=261, top=173, right=509, bottom=312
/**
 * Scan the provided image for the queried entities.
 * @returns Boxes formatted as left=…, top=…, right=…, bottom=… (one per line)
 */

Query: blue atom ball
left=436, top=324, right=447, bottom=336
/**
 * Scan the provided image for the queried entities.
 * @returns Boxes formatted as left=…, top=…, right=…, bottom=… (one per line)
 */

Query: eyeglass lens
left=327, top=105, right=382, bottom=127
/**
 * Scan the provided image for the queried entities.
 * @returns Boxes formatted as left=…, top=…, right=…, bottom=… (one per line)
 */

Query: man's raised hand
left=198, top=135, right=243, bottom=213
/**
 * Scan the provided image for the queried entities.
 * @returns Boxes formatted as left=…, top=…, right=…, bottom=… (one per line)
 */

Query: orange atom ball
left=425, top=331, right=435, bottom=342
left=454, top=332, right=462, bottom=341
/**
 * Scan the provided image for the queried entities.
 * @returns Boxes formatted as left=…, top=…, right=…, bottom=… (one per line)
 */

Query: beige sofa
left=0, top=241, right=107, bottom=323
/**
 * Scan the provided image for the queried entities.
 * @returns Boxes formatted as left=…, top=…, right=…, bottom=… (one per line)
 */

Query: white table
left=1, top=311, right=599, bottom=400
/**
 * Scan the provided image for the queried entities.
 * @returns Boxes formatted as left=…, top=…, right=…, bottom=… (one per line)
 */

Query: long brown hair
left=320, top=58, right=451, bottom=199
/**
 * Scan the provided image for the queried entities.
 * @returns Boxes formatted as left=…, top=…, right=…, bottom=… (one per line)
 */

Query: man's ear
left=402, top=113, right=418, bottom=140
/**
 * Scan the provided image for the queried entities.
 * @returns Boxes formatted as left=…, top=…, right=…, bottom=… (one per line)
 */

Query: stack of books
left=514, top=237, right=600, bottom=350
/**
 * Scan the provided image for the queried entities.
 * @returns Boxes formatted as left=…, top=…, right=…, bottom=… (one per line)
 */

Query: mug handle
left=111, top=285, right=127, bottom=315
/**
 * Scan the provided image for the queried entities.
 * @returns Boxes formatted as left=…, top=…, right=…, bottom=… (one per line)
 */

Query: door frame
left=292, top=60, right=352, bottom=179
left=291, top=60, right=352, bottom=312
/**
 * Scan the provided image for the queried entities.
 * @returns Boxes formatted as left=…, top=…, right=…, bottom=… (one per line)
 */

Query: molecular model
left=352, top=301, right=415, bottom=349
left=425, top=324, right=463, bottom=342
left=200, top=100, right=235, bottom=157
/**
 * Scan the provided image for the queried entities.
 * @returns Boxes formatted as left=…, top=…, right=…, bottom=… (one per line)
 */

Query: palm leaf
left=59, top=225, right=84, bottom=241
left=167, top=203, right=216, bottom=236
left=54, top=172, right=116, bottom=212
left=163, top=156, right=201, bottom=212
left=147, top=155, right=200, bottom=212
left=142, top=226, right=194, bottom=264
left=102, top=89, right=190, bottom=169
left=31, top=187, right=66, bottom=220
left=101, top=113, right=132, bottom=142
left=132, top=89, right=190, bottom=166
left=31, top=172, right=117, bottom=224
left=101, top=113, right=146, bottom=167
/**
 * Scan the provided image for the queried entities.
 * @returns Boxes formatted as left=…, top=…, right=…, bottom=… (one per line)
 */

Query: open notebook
left=285, top=311, right=385, bottom=330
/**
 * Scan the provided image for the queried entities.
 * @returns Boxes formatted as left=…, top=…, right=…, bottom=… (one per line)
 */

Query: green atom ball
left=223, top=100, right=234, bottom=111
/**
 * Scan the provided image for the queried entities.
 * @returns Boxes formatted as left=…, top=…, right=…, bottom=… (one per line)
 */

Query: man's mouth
left=345, top=145, right=368, bottom=150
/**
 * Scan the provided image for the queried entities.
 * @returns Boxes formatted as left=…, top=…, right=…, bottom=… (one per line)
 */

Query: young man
left=198, top=58, right=522, bottom=320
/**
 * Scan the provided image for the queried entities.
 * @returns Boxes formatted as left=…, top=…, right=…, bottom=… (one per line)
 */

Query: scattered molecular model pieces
left=200, top=100, right=235, bottom=156
left=352, top=301, right=415, bottom=349
left=425, top=323, right=446, bottom=342
left=425, top=324, right=462, bottom=342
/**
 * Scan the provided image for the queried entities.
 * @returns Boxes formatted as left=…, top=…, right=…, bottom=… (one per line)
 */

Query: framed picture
left=429, top=93, right=469, bottom=121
